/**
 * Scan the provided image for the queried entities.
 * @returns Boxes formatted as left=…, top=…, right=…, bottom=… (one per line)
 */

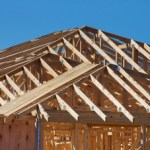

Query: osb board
left=0, top=120, right=36, bottom=150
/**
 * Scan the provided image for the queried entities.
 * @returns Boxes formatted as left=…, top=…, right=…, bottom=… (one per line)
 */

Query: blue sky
left=0, top=0, right=150, bottom=50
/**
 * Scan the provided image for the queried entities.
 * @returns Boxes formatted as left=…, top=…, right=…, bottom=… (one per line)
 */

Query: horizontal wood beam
left=118, top=44, right=127, bottom=49
left=41, top=110, right=150, bottom=126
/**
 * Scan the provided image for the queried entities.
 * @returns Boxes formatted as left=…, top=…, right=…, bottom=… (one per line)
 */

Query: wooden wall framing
left=42, top=122, right=150, bottom=150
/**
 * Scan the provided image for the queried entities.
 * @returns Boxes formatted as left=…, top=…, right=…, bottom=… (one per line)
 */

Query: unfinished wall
left=0, top=120, right=36, bottom=150
left=41, top=122, right=150, bottom=150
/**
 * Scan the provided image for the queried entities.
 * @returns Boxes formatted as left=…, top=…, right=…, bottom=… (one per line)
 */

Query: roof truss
left=0, top=26, right=149, bottom=126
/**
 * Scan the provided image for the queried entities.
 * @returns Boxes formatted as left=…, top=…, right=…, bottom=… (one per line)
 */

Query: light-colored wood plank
left=107, top=66, right=150, bottom=112
left=5, top=75, right=24, bottom=96
left=73, top=84, right=107, bottom=121
left=56, top=94, right=79, bottom=120
left=23, top=66, right=41, bottom=87
left=40, top=58, right=58, bottom=78
left=144, top=43, right=150, bottom=54
left=90, top=75, right=134, bottom=122
left=48, top=46, right=73, bottom=69
left=131, top=40, right=150, bottom=60
left=0, top=82, right=15, bottom=100
left=118, top=44, right=127, bottom=49
left=0, top=63, right=96, bottom=117
left=0, top=97, right=7, bottom=105
left=38, top=104, right=49, bottom=121
left=114, top=65, right=150, bottom=102
left=63, top=38, right=91, bottom=63
left=79, top=30, right=150, bottom=101
left=98, top=30, right=146, bottom=74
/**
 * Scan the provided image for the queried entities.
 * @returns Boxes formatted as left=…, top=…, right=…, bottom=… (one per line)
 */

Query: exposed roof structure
left=0, top=26, right=149, bottom=126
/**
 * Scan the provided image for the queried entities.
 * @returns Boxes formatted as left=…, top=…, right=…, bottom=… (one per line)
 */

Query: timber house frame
left=0, top=26, right=149, bottom=149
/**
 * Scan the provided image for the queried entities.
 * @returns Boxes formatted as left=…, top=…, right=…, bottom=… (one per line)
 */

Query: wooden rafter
left=23, top=66, right=41, bottom=87
left=107, top=66, right=150, bottom=112
left=131, top=40, right=150, bottom=60
left=0, top=26, right=150, bottom=150
left=0, top=63, right=97, bottom=120
left=90, top=75, right=134, bottom=122
left=47, top=46, right=73, bottom=69
left=5, top=75, right=23, bottom=96
left=0, top=82, right=15, bottom=100
left=79, top=30, right=150, bottom=101
left=56, top=94, right=79, bottom=120
left=40, top=58, right=58, bottom=78
left=73, top=84, right=107, bottom=121
left=98, top=30, right=147, bottom=74
left=0, top=97, right=6, bottom=105
left=144, top=43, right=150, bottom=53
left=63, top=38, right=90, bottom=63
left=38, top=103, right=49, bottom=121
left=0, top=26, right=149, bottom=129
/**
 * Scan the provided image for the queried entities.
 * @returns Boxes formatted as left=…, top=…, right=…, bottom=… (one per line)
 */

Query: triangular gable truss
left=0, top=26, right=149, bottom=126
